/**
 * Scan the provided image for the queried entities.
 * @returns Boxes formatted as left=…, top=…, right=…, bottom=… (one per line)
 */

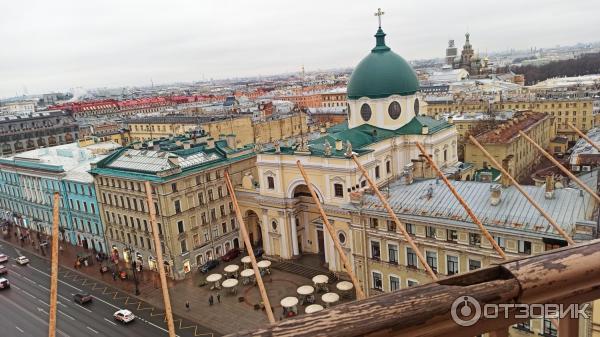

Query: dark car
left=73, top=293, right=93, bottom=304
left=199, top=259, right=219, bottom=273
left=221, top=248, right=240, bottom=262
left=253, top=247, right=264, bottom=258
left=0, top=265, right=7, bottom=275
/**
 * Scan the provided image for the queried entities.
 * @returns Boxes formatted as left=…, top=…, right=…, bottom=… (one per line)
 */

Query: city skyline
left=1, top=0, right=599, bottom=98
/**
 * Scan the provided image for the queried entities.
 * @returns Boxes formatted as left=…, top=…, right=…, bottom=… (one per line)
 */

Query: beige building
left=127, top=113, right=308, bottom=147
left=426, top=98, right=600, bottom=142
left=90, top=133, right=256, bottom=279
left=464, top=112, right=555, bottom=180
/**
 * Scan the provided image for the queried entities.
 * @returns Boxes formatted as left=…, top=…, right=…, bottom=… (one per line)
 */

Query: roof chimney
left=335, top=139, right=343, bottom=151
left=447, top=116, right=454, bottom=124
left=183, top=141, right=191, bottom=150
left=206, top=138, right=215, bottom=149
left=490, top=184, right=502, bottom=206
left=133, top=142, right=141, bottom=150
left=226, top=134, right=237, bottom=150
left=421, top=124, right=429, bottom=135
left=545, top=175, right=555, bottom=199
left=168, top=155, right=180, bottom=167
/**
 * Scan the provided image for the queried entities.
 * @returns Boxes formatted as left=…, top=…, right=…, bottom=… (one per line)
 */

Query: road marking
left=39, top=299, right=49, bottom=306
left=77, top=305, right=93, bottom=313
left=38, top=284, right=50, bottom=291
left=15, top=326, right=24, bottom=333
left=37, top=307, right=49, bottom=315
left=104, top=318, right=118, bottom=326
left=59, top=310, right=75, bottom=320
left=10, top=284, right=21, bottom=290
left=22, top=290, right=36, bottom=299
left=23, top=276, right=36, bottom=284
left=86, top=326, right=99, bottom=334
left=28, top=265, right=82, bottom=292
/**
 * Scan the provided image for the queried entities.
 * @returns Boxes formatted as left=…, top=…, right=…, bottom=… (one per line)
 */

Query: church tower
left=346, top=10, right=421, bottom=130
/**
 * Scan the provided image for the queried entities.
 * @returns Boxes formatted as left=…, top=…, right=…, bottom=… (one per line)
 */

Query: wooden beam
left=558, top=316, right=579, bottom=336
left=296, top=160, right=366, bottom=300
left=226, top=239, right=600, bottom=337
left=145, top=181, right=176, bottom=337
left=224, top=171, right=276, bottom=323
left=351, top=155, right=438, bottom=280
left=48, top=192, right=60, bottom=337
left=568, top=122, right=600, bottom=152
left=518, top=130, right=600, bottom=204
left=415, top=142, right=507, bottom=260
left=468, top=136, right=575, bottom=245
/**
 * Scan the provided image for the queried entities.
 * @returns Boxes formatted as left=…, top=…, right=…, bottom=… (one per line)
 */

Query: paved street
left=0, top=240, right=218, bottom=337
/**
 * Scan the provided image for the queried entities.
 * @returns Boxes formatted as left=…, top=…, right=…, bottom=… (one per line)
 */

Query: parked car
left=253, top=247, right=264, bottom=258
left=0, top=265, right=7, bottom=275
left=0, top=254, right=8, bottom=263
left=199, top=259, right=219, bottom=273
left=15, top=256, right=29, bottom=265
left=0, top=277, right=9, bottom=289
left=73, top=293, right=93, bottom=305
left=221, top=248, right=240, bottom=262
left=114, top=309, right=135, bottom=323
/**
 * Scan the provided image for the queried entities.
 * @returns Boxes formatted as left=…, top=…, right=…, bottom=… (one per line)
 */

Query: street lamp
left=127, top=245, right=140, bottom=295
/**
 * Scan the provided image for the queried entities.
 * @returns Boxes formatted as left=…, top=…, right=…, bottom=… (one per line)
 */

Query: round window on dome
left=388, top=101, right=401, bottom=120
left=338, top=231, right=347, bottom=245
left=414, top=98, right=420, bottom=115
left=360, top=103, right=372, bottom=121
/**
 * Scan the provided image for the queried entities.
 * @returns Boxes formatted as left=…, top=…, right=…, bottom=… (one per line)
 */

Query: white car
left=15, top=256, right=29, bottom=265
left=114, top=309, right=135, bottom=323
left=0, top=277, right=9, bottom=289
left=0, top=254, right=8, bottom=263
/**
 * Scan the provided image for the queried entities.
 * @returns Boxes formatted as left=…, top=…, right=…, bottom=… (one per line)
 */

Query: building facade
left=0, top=110, right=79, bottom=156
left=0, top=142, right=119, bottom=253
left=464, top=112, right=555, bottom=180
left=90, top=133, right=256, bottom=279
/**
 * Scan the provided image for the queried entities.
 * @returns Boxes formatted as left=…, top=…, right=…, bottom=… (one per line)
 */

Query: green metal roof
left=347, top=28, right=419, bottom=100
left=265, top=116, right=452, bottom=158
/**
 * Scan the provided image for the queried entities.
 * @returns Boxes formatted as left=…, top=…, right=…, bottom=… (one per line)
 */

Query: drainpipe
left=360, top=202, right=370, bottom=298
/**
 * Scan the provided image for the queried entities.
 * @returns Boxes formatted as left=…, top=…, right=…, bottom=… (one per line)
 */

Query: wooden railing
left=228, top=239, right=600, bottom=337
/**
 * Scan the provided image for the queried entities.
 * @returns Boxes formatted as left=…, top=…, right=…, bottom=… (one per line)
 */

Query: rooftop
left=357, top=171, right=597, bottom=239
left=263, top=116, right=452, bottom=158
left=570, top=127, right=600, bottom=165
left=475, top=112, right=548, bottom=144
left=0, top=141, right=120, bottom=183
left=91, top=133, right=255, bottom=182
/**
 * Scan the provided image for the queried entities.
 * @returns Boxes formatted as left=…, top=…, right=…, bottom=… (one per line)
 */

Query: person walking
left=208, top=295, right=214, bottom=306
left=217, top=292, right=221, bottom=304
left=185, top=301, right=190, bottom=311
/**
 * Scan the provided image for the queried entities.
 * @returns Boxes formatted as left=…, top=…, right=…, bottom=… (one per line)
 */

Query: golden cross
left=374, top=8, right=385, bottom=28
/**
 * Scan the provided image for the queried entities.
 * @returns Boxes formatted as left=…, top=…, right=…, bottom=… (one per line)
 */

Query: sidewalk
left=1, top=225, right=350, bottom=334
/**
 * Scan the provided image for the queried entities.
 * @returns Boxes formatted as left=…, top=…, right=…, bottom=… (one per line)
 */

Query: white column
left=279, top=215, right=289, bottom=258
left=261, top=212, right=271, bottom=255
left=290, top=214, right=299, bottom=256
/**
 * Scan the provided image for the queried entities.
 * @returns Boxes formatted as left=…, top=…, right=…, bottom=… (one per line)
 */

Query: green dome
left=347, top=28, right=419, bottom=100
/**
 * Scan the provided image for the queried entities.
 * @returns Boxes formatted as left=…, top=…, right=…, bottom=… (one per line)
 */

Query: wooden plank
left=48, top=192, right=60, bottom=337
left=415, top=142, right=507, bottom=260
left=558, top=316, right=579, bottom=336
left=296, top=161, right=366, bottom=300
left=145, top=181, right=176, bottom=337
left=224, top=171, right=276, bottom=323
left=351, top=154, right=438, bottom=280
left=468, top=136, right=575, bottom=245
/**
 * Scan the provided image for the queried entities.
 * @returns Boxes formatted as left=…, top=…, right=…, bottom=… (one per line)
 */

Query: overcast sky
left=1, top=0, right=599, bottom=98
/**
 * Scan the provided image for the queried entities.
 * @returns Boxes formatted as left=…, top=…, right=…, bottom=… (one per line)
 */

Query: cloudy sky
left=1, top=0, right=598, bottom=98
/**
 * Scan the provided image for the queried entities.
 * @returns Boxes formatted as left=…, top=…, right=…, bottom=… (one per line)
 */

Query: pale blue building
left=0, top=141, right=120, bottom=253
